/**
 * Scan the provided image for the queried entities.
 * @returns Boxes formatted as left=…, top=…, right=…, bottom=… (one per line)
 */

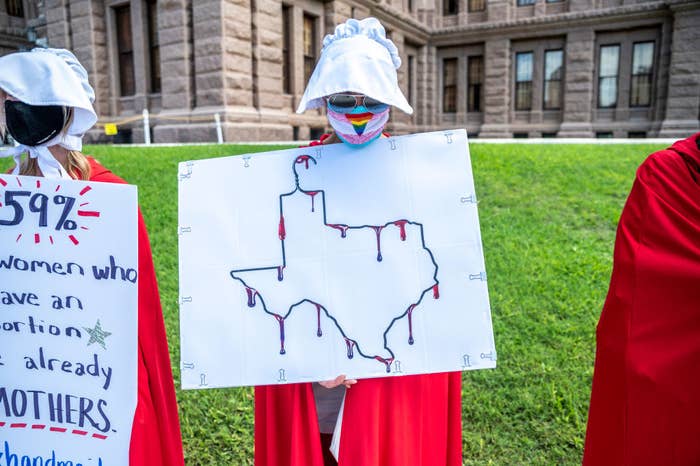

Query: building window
left=407, top=55, right=415, bottom=107
left=517, top=0, right=535, bottom=6
left=408, top=0, right=414, bottom=12
left=5, top=0, right=24, bottom=17
left=515, top=52, right=533, bottom=111
left=444, top=0, right=458, bottom=15
left=467, top=56, right=483, bottom=112
left=282, top=5, right=292, bottom=94
left=630, top=41, right=654, bottom=107
left=115, top=5, right=135, bottom=97
left=598, top=44, right=620, bottom=108
left=303, top=14, right=317, bottom=86
left=443, top=58, right=457, bottom=113
left=146, top=0, right=160, bottom=93
left=543, top=49, right=563, bottom=110
left=469, top=0, right=486, bottom=11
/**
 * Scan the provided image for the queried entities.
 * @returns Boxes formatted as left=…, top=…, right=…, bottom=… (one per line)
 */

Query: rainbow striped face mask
left=326, top=102, right=390, bottom=148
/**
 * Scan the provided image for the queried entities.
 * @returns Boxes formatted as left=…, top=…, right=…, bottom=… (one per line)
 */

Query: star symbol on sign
left=83, top=320, right=112, bottom=350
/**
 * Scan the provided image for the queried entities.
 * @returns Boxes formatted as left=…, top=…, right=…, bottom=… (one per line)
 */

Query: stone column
left=192, top=0, right=257, bottom=141
left=253, top=0, right=283, bottom=110
left=129, top=0, right=148, bottom=112
left=479, top=38, right=510, bottom=138
left=323, top=0, right=351, bottom=33
left=415, top=44, right=430, bottom=128
left=422, top=45, right=439, bottom=129
left=253, top=0, right=292, bottom=140
left=158, top=0, right=195, bottom=111
left=45, top=0, right=72, bottom=50
left=193, top=0, right=229, bottom=108
left=558, top=29, right=595, bottom=138
left=66, top=1, right=109, bottom=117
left=153, top=0, right=197, bottom=142
left=651, top=18, right=672, bottom=134
left=659, top=2, right=700, bottom=138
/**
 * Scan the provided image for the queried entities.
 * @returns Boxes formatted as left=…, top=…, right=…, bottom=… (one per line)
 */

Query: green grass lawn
left=2, top=142, right=668, bottom=465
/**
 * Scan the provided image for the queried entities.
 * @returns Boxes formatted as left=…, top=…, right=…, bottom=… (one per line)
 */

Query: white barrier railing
left=98, top=110, right=225, bottom=145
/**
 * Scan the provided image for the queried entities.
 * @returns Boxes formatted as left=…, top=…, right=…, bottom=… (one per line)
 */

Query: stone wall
left=9, top=0, right=699, bottom=141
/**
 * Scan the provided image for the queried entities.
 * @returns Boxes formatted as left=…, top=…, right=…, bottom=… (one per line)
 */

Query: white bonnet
left=296, top=17, right=413, bottom=115
left=0, top=47, right=97, bottom=136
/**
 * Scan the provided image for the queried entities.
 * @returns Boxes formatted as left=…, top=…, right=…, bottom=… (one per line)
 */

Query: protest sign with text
left=0, top=175, right=138, bottom=466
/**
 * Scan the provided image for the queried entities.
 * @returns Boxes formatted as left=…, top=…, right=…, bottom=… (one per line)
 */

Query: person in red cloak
left=583, top=133, right=700, bottom=466
left=255, top=18, right=463, bottom=466
left=0, top=48, right=184, bottom=466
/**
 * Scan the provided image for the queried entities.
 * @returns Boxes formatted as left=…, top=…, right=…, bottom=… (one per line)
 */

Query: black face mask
left=4, top=100, right=68, bottom=146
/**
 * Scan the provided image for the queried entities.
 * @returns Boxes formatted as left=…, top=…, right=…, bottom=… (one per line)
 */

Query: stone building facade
left=0, top=1, right=45, bottom=54
left=1, top=0, right=699, bottom=142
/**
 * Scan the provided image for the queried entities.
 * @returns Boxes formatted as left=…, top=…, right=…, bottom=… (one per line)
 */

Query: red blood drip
left=34, top=234, right=40, bottom=244
left=306, top=191, right=319, bottom=212
left=328, top=224, right=349, bottom=238
left=394, top=220, right=408, bottom=241
left=245, top=287, right=257, bottom=307
left=278, top=215, right=286, bottom=240
left=371, top=226, right=384, bottom=262
left=277, top=266, right=284, bottom=281
left=433, top=284, right=440, bottom=299
left=375, top=356, right=394, bottom=373
left=274, top=315, right=286, bottom=354
left=407, top=304, right=417, bottom=345
left=344, top=339, right=355, bottom=359
left=315, top=303, right=323, bottom=337
left=295, top=155, right=311, bottom=169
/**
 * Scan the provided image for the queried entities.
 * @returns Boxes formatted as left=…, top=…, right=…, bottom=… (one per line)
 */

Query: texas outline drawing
left=230, top=154, right=440, bottom=373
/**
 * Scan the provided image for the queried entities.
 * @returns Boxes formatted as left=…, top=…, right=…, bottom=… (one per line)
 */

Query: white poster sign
left=179, top=129, right=496, bottom=388
left=0, top=175, right=138, bottom=465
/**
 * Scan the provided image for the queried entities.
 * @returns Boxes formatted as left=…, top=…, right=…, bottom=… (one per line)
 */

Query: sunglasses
left=327, top=94, right=389, bottom=113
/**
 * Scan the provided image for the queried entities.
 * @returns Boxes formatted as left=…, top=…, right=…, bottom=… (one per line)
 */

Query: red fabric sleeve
left=583, top=134, right=700, bottom=466
left=338, top=372, right=462, bottom=466
left=255, top=384, right=325, bottom=466
left=88, top=158, right=185, bottom=466
left=128, top=209, right=185, bottom=466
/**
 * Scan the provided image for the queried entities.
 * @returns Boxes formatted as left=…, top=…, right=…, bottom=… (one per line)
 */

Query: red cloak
left=88, top=158, right=185, bottom=466
left=255, top=135, right=463, bottom=466
left=255, top=373, right=462, bottom=466
left=583, top=134, right=700, bottom=465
